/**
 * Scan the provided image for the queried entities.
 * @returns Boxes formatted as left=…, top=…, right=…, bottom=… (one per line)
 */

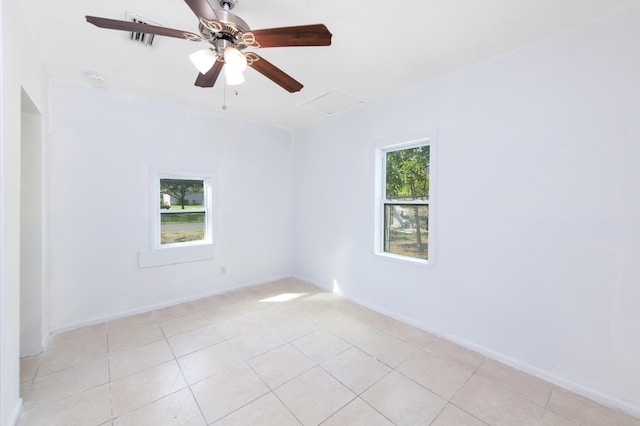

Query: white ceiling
left=15, top=0, right=640, bottom=129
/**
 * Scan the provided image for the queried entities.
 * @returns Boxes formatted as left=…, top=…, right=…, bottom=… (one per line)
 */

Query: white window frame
left=155, top=175, right=212, bottom=249
left=138, top=170, right=216, bottom=268
left=373, top=131, right=436, bottom=266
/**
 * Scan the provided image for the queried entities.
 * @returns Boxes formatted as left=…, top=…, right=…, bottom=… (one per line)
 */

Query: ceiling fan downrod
left=218, top=0, right=237, bottom=11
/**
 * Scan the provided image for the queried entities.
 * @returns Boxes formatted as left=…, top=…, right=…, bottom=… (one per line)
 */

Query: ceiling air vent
left=125, top=12, right=158, bottom=47
left=299, top=89, right=364, bottom=117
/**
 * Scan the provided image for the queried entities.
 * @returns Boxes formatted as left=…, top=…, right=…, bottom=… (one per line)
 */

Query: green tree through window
left=159, top=178, right=206, bottom=245
left=383, top=144, right=430, bottom=260
left=160, top=179, right=203, bottom=210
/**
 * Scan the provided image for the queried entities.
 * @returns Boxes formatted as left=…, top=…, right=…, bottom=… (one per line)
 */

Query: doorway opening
left=20, top=88, right=45, bottom=381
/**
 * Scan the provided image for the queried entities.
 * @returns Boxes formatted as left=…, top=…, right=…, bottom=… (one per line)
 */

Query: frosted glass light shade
left=223, top=46, right=247, bottom=86
left=225, top=68, right=245, bottom=86
left=224, top=46, right=247, bottom=72
left=189, top=48, right=217, bottom=74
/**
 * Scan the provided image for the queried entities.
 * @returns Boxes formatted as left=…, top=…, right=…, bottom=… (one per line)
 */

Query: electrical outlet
left=220, top=265, right=227, bottom=274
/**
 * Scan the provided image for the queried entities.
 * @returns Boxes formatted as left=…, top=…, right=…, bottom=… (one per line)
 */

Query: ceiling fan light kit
left=86, top=0, right=332, bottom=93
left=189, top=48, right=217, bottom=74
left=224, top=67, right=245, bottom=86
left=223, top=46, right=247, bottom=86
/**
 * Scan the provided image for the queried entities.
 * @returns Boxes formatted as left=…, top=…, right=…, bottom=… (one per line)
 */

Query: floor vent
left=125, top=12, right=157, bottom=47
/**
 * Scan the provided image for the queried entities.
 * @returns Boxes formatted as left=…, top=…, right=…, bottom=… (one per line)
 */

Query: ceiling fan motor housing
left=199, top=10, right=250, bottom=57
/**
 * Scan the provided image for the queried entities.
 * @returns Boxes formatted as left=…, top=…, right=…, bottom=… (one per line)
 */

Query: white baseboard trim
left=292, top=274, right=640, bottom=419
left=48, top=274, right=293, bottom=335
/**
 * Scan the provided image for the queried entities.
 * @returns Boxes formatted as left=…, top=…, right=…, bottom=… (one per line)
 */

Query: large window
left=158, top=177, right=211, bottom=246
left=378, top=141, right=431, bottom=262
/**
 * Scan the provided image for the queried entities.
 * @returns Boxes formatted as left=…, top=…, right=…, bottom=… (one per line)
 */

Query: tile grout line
left=445, top=401, right=491, bottom=426
left=305, top=325, right=396, bottom=425
left=109, top=323, right=208, bottom=422
left=105, top=328, right=115, bottom=424
left=245, top=362, right=304, bottom=425
left=427, top=403, right=449, bottom=426
left=161, top=325, right=209, bottom=425
left=453, top=354, right=487, bottom=392
left=316, top=394, right=360, bottom=425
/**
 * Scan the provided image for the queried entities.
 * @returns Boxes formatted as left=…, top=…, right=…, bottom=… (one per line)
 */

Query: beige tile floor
left=18, top=278, right=640, bottom=425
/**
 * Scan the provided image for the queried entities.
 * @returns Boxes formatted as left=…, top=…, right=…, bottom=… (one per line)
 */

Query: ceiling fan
left=86, top=0, right=332, bottom=93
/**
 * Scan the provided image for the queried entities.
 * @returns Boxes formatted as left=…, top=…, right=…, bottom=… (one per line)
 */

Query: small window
left=158, top=177, right=210, bottom=246
left=378, top=141, right=431, bottom=262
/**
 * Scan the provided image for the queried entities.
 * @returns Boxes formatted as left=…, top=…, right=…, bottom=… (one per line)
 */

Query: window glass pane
left=161, top=211, right=205, bottom=244
left=384, top=204, right=428, bottom=260
left=385, top=145, right=430, bottom=201
left=159, top=179, right=204, bottom=210
left=159, top=178, right=206, bottom=245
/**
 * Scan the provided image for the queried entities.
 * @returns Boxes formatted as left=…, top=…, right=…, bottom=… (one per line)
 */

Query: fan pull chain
left=221, top=86, right=240, bottom=111
left=222, top=84, right=227, bottom=110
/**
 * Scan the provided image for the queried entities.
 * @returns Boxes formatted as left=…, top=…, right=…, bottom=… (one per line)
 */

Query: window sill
left=138, top=243, right=214, bottom=268
left=373, top=251, right=434, bottom=268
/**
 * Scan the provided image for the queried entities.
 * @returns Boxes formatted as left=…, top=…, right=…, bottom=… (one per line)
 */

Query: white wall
left=1, top=0, right=49, bottom=424
left=47, top=81, right=294, bottom=330
left=293, top=7, right=640, bottom=416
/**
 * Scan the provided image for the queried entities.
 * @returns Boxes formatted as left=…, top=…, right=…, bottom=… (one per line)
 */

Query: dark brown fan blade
left=86, top=16, right=201, bottom=41
left=244, top=24, right=332, bottom=48
left=184, top=0, right=219, bottom=21
left=247, top=54, right=303, bottom=93
left=195, top=61, right=224, bottom=88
